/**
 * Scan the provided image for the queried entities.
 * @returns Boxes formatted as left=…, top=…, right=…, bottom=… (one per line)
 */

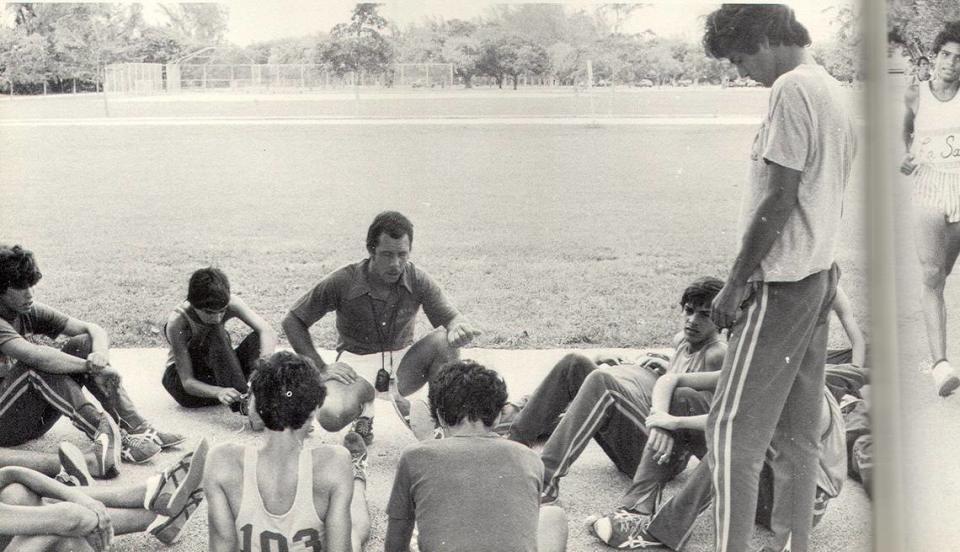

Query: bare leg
left=103, top=508, right=155, bottom=535
left=0, top=449, right=60, bottom=477
left=537, top=505, right=568, bottom=552
left=5, top=535, right=93, bottom=552
left=350, top=479, right=370, bottom=552
left=914, top=207, right=956, bottom=361
left=81, top=484, right=146, bottom=509
left=396, top=329, right=458, bottom=397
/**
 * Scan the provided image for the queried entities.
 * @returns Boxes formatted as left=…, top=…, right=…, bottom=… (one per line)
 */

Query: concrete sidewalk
left=14, top=348, right=871, bottom=551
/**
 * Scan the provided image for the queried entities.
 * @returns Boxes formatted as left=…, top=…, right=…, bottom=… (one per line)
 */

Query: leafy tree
left=442, top=34, right=483, bottom=87
left=595, top=3, right=645, bottom=35
left=0, top=28, right=49, bottom=93
left=320, top=3, right=393, bottom=78
left=888, top=0, right=960, bottom=57
left=158, top=3, right=229, bottom=45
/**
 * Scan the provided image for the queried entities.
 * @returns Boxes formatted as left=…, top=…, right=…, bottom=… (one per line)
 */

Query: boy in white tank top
left=204, top=351, right=371, bottom=552
left=901, top=21, right=960, bottom=397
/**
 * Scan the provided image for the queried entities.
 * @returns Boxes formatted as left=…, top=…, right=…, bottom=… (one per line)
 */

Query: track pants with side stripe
left=539, top=359, right=659, bottom=499
left=0, top=335, right=145, bottom=446
left=706, top=267, right=837, bottom=552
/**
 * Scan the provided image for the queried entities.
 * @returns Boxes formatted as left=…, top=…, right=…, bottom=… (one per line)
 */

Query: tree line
left=0, top=2, right=864, bottom=95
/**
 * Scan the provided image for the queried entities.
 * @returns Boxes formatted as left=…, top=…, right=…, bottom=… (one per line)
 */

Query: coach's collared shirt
left=289, top=259, right=459, bottom=355
left=738, top=64, right=857, bottom=283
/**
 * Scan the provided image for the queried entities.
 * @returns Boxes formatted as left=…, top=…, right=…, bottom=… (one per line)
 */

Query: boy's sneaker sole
left=58, top=442, right=93, bottom=487
left=146, top=438, right=210, bottom=516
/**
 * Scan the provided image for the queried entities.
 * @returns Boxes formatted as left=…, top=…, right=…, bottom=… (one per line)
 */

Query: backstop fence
left=104, top=62, right=455, bottom=95
left=104, top=63, right=164, bottom=95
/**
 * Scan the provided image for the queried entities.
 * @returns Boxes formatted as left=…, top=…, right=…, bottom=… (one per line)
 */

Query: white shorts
left=336, top=347, right=412, bottom=395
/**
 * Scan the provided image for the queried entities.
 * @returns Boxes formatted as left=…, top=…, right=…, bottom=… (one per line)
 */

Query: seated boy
left=204, top=351, right=371, bottom=552
left=161, top=267, right=277, bottom=421
left=0, top=439, right=208, bottom=550
left=0, top=244, right=182, bottom=472
left=504, top=277, right=727, bottom=503
left=590, top=287, right=868, bottom=550
left=385, top=360, right=568, bottom=552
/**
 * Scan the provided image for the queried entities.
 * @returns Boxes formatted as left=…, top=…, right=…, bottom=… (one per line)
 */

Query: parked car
left=634, top=79, right=655, bottom=87
left=677, top=79, right=694, bottom=87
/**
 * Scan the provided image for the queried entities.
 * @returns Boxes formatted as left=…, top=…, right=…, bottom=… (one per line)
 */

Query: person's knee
left=920, top=261, right=948, bottom=291
left=556, top=353, right=594, bottom=377
left=538, top=505, right=568, bottom=552
left=583, top=367, right=616, bottom=389
left=60, top=335, right=93, bottom=359
left=669, top=387, right=704, bottom=416
left=0, top=482, right=40, bottom=506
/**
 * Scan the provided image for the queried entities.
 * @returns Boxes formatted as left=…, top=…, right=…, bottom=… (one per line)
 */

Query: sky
left=131, top=0, right=854, bottom=47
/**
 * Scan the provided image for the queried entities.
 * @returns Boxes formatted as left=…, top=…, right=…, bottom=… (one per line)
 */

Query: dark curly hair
left=932, top=21, right=960, bottom=56
left=250, top=351, right=326, bottom=432
left=680, top=277, right=725, bottom=309
left=703, top=4, right=811, bottom=60
left=366, top=211, right=414, bottom=253
left=0, top=244, right=42, bottom=294
left=187, top=267, right=230, bottom=311
left=428, top=359, right=508, bottom=428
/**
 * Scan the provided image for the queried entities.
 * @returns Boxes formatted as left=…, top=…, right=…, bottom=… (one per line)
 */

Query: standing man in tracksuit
left=701, top=5, right=857, bottom=552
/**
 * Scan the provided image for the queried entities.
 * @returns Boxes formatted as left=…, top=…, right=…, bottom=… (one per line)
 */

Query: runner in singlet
left=204, top=351, right=371, bottom=552
left=901, top=21, right=960, bottom=397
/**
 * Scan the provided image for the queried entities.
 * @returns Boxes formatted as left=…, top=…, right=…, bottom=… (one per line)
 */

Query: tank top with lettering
left=234, top=447, right=325, bottom=552
left=913, top=81, right=960, bottom=175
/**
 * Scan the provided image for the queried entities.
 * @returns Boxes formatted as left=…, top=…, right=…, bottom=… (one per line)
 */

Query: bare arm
left=0, top=338, right=88, bottom=374
left=0, top=467, right=102, bottom=537
left=385, top=517, right=416, bottom=552
left=204, top=449, right=240, bottom=552
left=711, top=163, right=802, bottom=329
left=322, top=449, right=354, bottom=552
left=281, top=312, right=327, bottom=370
left=166, top=315, right=237, bottom=403
left=444, top=314, right=481, bottom=348
left=902, top=84, right=920, bottom=174
left=228, top=296, right=278, bottom=358
left=832, top=286, right=866, bottom=367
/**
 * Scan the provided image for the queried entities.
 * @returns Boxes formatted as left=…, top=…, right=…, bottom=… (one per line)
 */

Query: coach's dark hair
left=0, top=245, right=42, bottom=294
left=428, top=360, right=508, bottom=428
left=703, top=4, right=811, bottom=60
left=250, top=351, right=326, bottom=432
left=680, top=277, right=724, bottom=309
left=187, top=267, right=230, bottom=311
left=917, top=56, right=930, bottom=64
left=366, top=211, right=414, bottom=253
left=932, top=21, right=960, bottom=56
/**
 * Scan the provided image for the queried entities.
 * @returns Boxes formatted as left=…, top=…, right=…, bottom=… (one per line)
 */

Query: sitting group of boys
left=0, top=210, right=871, bottom=551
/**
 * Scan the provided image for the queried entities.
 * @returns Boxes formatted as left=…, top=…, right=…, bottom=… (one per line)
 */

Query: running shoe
left=89, top=414, right=121, bottom=478
left=147, top=489, right=204, bottom=545
left=56, top=442, right=93, bottom=487
left=590, top=510, right=666, bottom=550
left=120, top=428, right=162, bottom=464
left=352, top=416, right=374, bottom=446
left=343, top=431, right=368, bottom=483
left=128, top=422, right=186, bottom=450
left=145, top=438, right=209, bottom=516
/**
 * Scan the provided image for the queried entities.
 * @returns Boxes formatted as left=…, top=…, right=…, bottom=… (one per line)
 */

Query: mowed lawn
left=0, top=125, right=867, bottom=350
left=0, top=92, right=867, bottom=350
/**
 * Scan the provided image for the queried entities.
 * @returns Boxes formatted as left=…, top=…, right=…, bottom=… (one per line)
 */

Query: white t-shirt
left=738, top=64, right=857, bottom=282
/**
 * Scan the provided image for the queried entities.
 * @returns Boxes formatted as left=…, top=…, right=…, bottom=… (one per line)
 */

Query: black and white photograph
left=0, top=1, right=902, bottom=550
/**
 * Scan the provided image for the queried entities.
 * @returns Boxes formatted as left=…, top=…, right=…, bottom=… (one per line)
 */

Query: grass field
left=0, top=90, right=867, bottom=350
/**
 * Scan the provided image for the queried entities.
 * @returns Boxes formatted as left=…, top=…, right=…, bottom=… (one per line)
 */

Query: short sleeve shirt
left=0, top=303, right=69, bottom=378
left=738, top=64, right=857, bottom=282
left=289, top=260, right=460, bottom=355
left=387, top=433, right=543, bottom=552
